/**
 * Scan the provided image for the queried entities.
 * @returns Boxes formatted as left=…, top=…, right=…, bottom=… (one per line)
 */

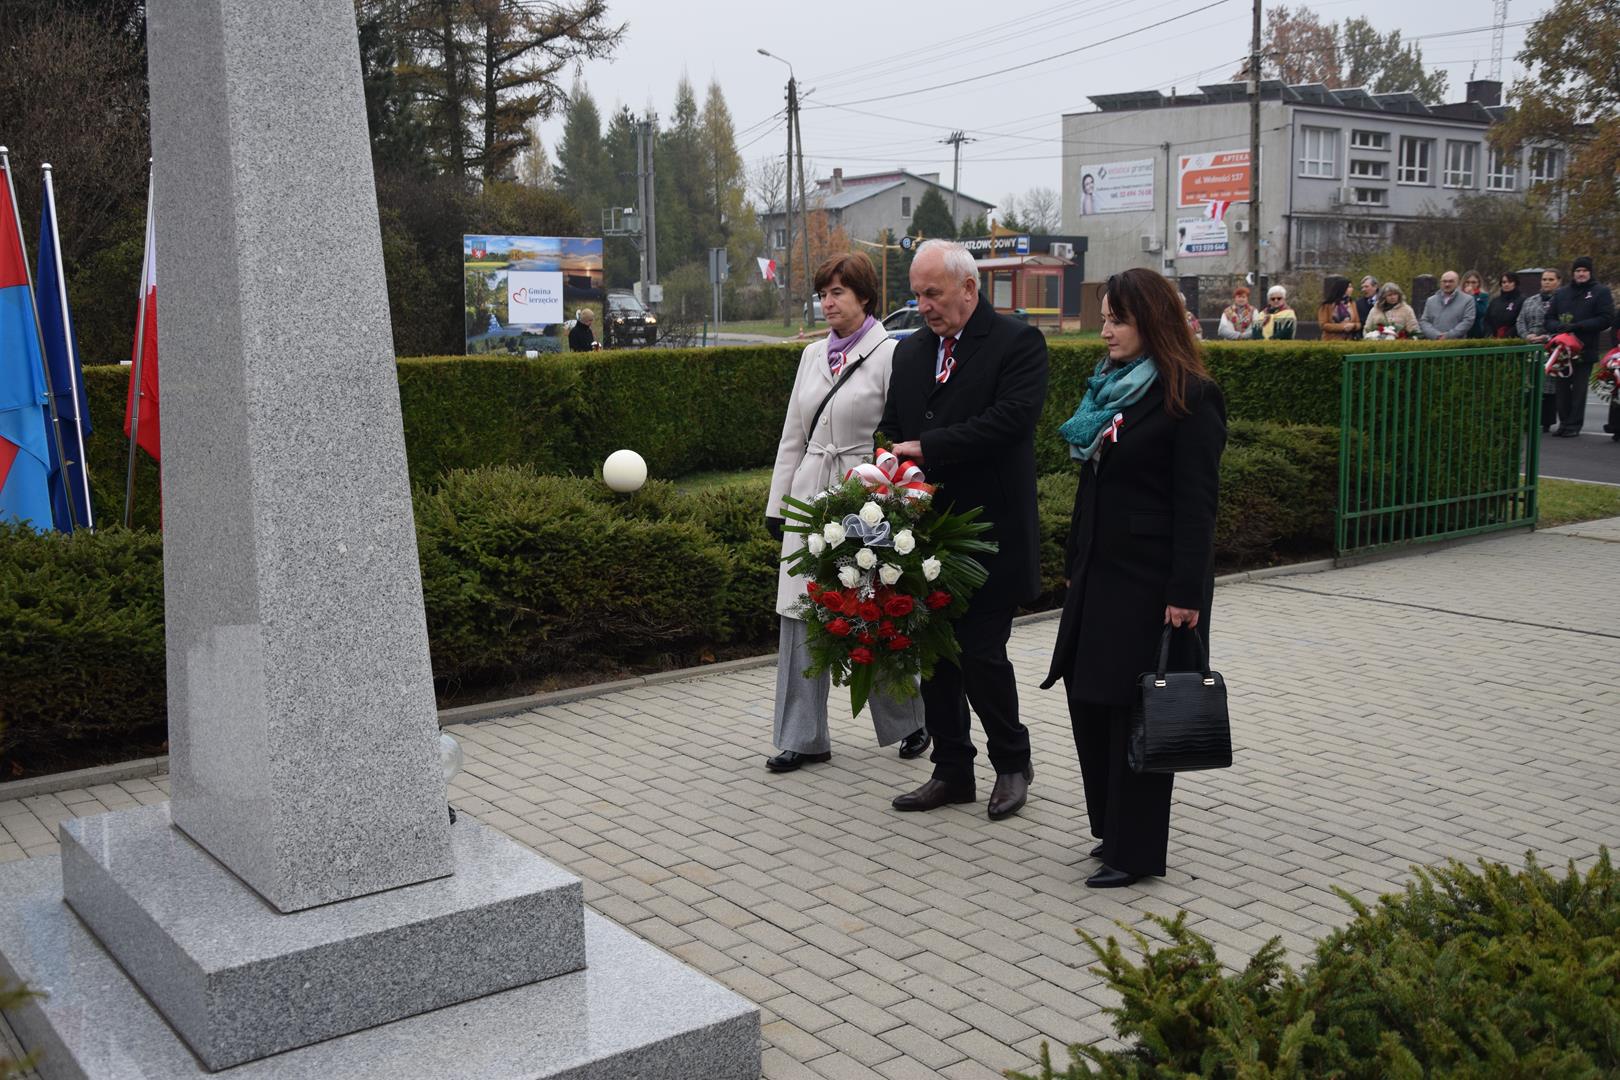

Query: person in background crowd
left=1317, top=277, right=1360, bottom=341
left=1461, top=270, right=1489, bottom=337
left=1256, top=285, right=1296, bottom=339
left=763, top=252, right=929, bottom=772
left=1355, top=275, right=1379, bottom=325
left=880, top=239, right=1048, bottom=820
left=1518, top=268, right=1561, bottom=431
left=1364, top=282, right=1420, bottom=338
left=1178, top=292, right=1203, bottom=339
left=1484, top=273, right=1522, bottom=338
left=1547, top=256, right=1615, bottom=437
left=568, top=308, right=599, bottom=351
left=1041, top=268, right=1226, bottom=889
left=1420, top=271, right=1475, bottom=339
left=1217, top=285, right=1255, bottom=340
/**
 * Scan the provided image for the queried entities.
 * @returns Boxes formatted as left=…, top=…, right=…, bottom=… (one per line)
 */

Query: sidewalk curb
left=0, top=558, right=1342, bottom=802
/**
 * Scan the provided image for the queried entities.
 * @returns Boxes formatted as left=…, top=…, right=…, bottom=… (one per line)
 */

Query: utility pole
left=1248, top=0, right=1262, bottom=288
left=783, top=91, right=795, bottom=326
left=792, top=91, right=813, bottom=326
left=940, top=130, right=976, bottom=225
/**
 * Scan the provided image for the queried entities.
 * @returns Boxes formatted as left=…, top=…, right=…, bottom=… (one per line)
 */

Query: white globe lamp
left=602, top=449, right=648, bottom=493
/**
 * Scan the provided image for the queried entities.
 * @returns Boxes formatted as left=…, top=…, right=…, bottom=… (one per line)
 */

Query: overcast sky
left=536, top=0, right=1546, bottom=217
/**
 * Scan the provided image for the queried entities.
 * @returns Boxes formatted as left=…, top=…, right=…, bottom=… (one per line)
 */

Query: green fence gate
left=1337, top=344, right=1542, bottom=557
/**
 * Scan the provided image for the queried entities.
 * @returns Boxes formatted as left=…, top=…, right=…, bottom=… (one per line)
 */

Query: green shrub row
left=0, top=421, right=1338, bottom=775
left=79, top=339, right=1509, bottom=532
left=1013, top=849, right=1620, bottom=1079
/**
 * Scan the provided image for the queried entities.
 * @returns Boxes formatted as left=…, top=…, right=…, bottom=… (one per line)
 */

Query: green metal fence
left=1337, top=344, right=1542, bottom=557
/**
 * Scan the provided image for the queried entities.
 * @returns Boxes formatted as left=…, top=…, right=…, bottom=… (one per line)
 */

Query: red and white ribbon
left=846, top=447, right=934, bottom=501
left=1102, top=412, right=1124, bottom=444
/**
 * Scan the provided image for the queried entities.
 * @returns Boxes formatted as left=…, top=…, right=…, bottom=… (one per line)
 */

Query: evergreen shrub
left=1012, top=850, right=1620, bottom=1079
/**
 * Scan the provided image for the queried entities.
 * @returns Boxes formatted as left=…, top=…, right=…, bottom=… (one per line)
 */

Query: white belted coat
left=766, top=321, right=898, bottom=617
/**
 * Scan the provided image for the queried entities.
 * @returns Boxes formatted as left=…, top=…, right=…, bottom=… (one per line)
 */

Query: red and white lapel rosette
left=846, top=447, right=935, bottom=501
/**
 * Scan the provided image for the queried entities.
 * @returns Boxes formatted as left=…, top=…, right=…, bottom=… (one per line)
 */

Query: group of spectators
left=1210, top=258, right=1612, bottom=437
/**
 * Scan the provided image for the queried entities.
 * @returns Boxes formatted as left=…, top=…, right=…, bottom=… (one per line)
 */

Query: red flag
left=123, top=190, right=159, bottom=461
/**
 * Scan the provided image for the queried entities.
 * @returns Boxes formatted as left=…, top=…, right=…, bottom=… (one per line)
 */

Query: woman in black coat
left=1040, top=268, right=1227, bottom=888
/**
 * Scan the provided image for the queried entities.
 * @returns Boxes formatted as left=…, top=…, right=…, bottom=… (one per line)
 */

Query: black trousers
left=1065, top=690, right=1173, bottom=877
left=922, top=604, right=1029, bottom=785
left=1556, top=359, right=1594, bottom=432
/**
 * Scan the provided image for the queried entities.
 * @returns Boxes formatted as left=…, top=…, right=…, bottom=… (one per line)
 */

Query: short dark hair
left=813, top=252, right=880, bottom=315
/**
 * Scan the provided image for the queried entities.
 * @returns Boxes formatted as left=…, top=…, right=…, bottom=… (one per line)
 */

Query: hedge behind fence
left=2, top=421, right=1338, bottom=774
left=80, top=338, right=1506, bottom=531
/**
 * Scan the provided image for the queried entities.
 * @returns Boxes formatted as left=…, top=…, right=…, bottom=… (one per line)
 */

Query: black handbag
left=1128, top=624, right=1232, bottom=774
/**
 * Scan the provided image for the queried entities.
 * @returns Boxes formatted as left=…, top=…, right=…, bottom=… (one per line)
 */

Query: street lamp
left=756, top=47, right=793, bottom=79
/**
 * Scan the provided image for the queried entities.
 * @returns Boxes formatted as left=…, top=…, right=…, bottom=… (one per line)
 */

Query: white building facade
left=1060, top=79, right=1562, bottom=279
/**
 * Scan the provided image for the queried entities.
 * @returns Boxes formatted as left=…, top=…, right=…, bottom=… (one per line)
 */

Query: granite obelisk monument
left=0, top=2, right=758, bottom=1076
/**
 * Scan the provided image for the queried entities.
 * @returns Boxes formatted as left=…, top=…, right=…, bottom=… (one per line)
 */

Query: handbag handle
left=1153, top=623, right=1214, bottom=687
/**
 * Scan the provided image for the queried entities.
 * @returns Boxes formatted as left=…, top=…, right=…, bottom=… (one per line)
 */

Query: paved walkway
left=5, top=521, right=1619, bottom=1079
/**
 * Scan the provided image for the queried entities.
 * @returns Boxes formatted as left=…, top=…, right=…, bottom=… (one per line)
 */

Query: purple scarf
left=826, top=315, right=878, bottom=373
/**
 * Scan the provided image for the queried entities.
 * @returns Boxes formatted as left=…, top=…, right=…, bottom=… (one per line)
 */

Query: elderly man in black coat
left=878, top=239, right=1049, bottom=820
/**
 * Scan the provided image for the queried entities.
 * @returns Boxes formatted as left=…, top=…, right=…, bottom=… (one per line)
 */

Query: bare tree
left=1020, top=186, right=1060, bottom=232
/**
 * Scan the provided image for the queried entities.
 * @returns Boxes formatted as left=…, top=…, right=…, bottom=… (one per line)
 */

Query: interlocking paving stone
left=7, top=524, right=1619, bottom=1077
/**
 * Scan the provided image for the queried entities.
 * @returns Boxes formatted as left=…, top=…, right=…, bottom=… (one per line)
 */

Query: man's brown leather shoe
left=891, top=777, right=975, bottom=812
left=987, top=766, right=1032, bottom=821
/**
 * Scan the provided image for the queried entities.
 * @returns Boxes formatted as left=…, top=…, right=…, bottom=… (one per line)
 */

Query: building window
left=1345, top=220, right=1388, bottom=242
left=1530, top=147, right=1564, bottom=185
left=773, top=228, right=786, bottom=248
left=1353, top=187, right=1388, bottom=207
left=1294, top=219, right=1336, bottom=266
left=1443, top=141, right=1478, bottom=188
left=1350, top=130, right=1389, bottom=151
left=1349, top=159, right=1388, bottom=180
left=901, top=195, right=912, bottom=217
left=1397, top=136, right=1433, bottom=184
left=1298, top=126, right=1338, bottom=178
left=1486, top=147, right=1518, bottom=191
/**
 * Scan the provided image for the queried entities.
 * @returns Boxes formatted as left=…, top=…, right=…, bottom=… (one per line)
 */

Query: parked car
left=882, top=301, right=925, bottom=340
left=803, top=296, right=824, bottom=323
left=603, top=291, right=658, bottom=347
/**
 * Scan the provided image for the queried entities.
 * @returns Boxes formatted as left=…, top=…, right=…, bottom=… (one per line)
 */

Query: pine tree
left=910, top=187, right=956, bottom=240
left=554, top=82, right=608, bottom=222
left=699, top=80, right=760, bottom=285
left=656, top=75, right=704, bottom=271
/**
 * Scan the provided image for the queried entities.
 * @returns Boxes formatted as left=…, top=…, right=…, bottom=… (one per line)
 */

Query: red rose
left=858, top=632, right=875, bottom=645
left=806, top=581, right=820, bottom=596
left=820, top=592, right=844, bottom=614
left=826, top=618, right=852, bottom=637
left=883, top=594, right=915, bottom=617
left=877, top=620, right=896, bottom=639
left=888, top=635, right=911, bottom=651
left=858, top=600, right=882, bottom=622
left=925, top=590, right=952, bottom=610
left=849, top=647, right=874, bottom=665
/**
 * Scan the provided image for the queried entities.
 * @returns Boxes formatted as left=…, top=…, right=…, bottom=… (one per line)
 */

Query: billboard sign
left=462, top=235, right=603, bottom=355
left=1077, top=159, right=1155, bottom=215
left=1175, top=217, right=1229, bottom=259
left=1178, top=149, right=1254, bottom=209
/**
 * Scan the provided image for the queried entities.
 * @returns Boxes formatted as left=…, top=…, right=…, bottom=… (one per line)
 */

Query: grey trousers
left=773, top=617, right=924, bottom=753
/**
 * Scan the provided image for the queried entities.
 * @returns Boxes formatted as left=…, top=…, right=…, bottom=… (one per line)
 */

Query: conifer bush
left=1011, top=850, right=1620, bottom=1079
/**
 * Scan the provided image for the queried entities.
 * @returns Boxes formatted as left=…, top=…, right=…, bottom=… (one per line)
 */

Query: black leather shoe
left=897, top=729, right=931, bottom=759
left=1557, top=428, right=1582, bottom=437
left=892, top=778, right=975, bottom=811
left=1089, top=842, right=1104, bottom=858
left=987, top=766, right=1033, bottom=821
left=766, top=750, right=831, bottom=773
left=1086, top=865, right=1141, bottom=889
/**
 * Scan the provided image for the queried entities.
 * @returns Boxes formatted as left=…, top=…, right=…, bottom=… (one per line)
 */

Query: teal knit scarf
left=1059, top=356, right=1159, bottom=461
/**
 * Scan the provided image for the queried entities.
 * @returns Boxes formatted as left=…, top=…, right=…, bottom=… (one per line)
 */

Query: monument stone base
left=60, top=804, right=586, bottom=1068
left=0, top=854, right=760, bottom=1080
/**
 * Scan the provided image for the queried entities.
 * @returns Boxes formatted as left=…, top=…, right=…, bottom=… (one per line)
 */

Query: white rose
left=837, top=565, right=861, bottom=589
left=822, top=522, right=847, bottom=546
left=806, top=533, right=825, bottom=555
left=893, top=529, right=916, bottom=555
left=855, top=547, right=877, bottom=570
left=922, top=557, right=941, bottom=581
left=858, top=501, right=884, bottom=527
left=878, top=564, right=902, bottom=586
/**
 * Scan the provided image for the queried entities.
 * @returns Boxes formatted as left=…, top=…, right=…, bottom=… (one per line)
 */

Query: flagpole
left=124, top=161, right=154, bottom=528
left=42, top=163, right=94, bottom=531
left=0, top=148, right=78, bottom=532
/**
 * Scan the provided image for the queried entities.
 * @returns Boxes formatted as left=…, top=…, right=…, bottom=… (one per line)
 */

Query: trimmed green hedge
left=1, top=422, right=1339, bottom=774
left=1013, top=850, right=1620, bottom=1079
left=79, top=339, right=1511, bottom=532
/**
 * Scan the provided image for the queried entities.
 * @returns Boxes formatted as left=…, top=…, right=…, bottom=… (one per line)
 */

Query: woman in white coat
left=763, top=253, right=930, bottom=772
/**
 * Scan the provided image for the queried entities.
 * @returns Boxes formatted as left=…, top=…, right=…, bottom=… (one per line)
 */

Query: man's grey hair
left=915, top=238, right=978, bottom=282
left=1360, top=275, right=1377, bottom=288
